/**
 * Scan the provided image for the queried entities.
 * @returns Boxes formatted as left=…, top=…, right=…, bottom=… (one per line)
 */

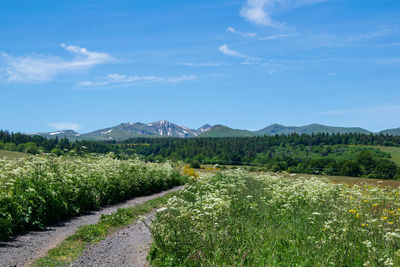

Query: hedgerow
left=0, top=154, right=186, bottom=240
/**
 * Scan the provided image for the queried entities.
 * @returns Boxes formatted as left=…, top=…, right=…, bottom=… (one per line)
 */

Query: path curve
left=0, top=186, right=184, bottom=267
left=70, top=212, right=155, bottom=267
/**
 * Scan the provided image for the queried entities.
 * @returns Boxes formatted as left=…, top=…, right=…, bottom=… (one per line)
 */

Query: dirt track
left=0, top=186, right=184, bottom=267
left=70, top=212, right=155, bottom=267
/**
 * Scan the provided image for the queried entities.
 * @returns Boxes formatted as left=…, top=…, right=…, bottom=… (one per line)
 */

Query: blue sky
left=1, top=0, right=400, bottom=133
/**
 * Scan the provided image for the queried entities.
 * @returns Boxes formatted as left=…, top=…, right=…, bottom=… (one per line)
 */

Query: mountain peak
left=197, top=124, right=213, bottom=133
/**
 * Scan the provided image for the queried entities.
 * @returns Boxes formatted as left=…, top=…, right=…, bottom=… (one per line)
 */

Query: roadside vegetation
left=149, top=171, right=400, bottom=266
left=0, top=154, right=186, bottom=240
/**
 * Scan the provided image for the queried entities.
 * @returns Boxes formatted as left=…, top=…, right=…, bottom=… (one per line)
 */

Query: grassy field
left=348, top=145, right=400, bottom=166
left=0, top=149, right=27, bottom=158
left=199, top=164, right=400, bottom=188
left=149, top=171, right=400, bottom=266
left=371, top=146, right=400, bottom=165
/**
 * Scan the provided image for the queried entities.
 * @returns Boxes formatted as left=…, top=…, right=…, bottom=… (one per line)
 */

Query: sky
left=1, top=0, right=400, bottom=133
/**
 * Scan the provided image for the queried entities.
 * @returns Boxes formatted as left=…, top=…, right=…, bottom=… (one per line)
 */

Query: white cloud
left=240, top=0, right=277, bottom=27
left=240, top=0, right=327, bottom=27
left=226, top=27, right=257, bottom=37
left=259, top=33, right=298, bottom=40
left=48, top=122, right=80, bottom=131
left=219, top=44, right=249, bottom=59
left=78, top=73, right=196, bottom=88
left=327, top=72, right=336, bottom=76
left=0, top=44, right=113, bottom=83
left=219, top=44, right=265, bottom=65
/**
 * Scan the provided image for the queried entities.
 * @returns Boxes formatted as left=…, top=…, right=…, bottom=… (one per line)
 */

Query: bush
left=182, top=165, right=199, bottom=178
left=190, top=160, right=201, bottom=169
left=339, top=160, right=362, bottom=177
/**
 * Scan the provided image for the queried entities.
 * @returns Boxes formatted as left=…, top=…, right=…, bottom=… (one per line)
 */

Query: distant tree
left=17, top=143, right=26, bottom=152
left=3, top=142, right=16, bottom=151
left=190, top=160, right=201, bottom=169
left=51, top=148, right=64, bottom=156
left=356, top=150, right=376, bottom=172
left=24, top=142, right=38, bottom=154
left=373, top=160, right=397, bottom=179
left=339, top=160, right=362, bottom=177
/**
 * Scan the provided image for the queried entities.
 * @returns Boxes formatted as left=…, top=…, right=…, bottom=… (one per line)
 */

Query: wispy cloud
left=302, top=27, right=400, bottom=48
left=77, top=73, right=196, bottom=88
left=327, top=72, right=336, bottom=76
left=218, top=44, right=290, bottom=73
left=259, top=33, right=298, bottom=40
left=48, top=122, right=80, bottom=131
left=240, top=0, right=328, bottom=27
left=226, top=27, right=258, bottom=37
left=219, top=44, right=252, bottom=59
left=226, top=26, right=298, bottom=41
left=0, top=44, right=113, bottom=83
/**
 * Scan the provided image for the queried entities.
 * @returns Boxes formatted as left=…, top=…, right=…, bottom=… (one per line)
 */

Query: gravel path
left=70, top=212, right=156, bottom=267
left=0, top=186, right=183, bottom=267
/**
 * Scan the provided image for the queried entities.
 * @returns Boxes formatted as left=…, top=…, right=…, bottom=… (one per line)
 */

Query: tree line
left=0, top=131, right=118, bottom=155
left=1, top=130, right=400, bottom=179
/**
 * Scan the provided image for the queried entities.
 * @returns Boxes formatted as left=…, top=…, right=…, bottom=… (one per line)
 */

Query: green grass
left=34, top=191, right=179, bottom=267
left=149, top=171, right=400, bottom=266
left=371, top=146, right=400, bottom=165
left=0, top=149, right=27, bottom=158
left=350, top=145, right=400, bottom=165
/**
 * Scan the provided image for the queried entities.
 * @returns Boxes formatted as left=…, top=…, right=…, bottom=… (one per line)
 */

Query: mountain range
left=26, top=121, right=400, bottom=141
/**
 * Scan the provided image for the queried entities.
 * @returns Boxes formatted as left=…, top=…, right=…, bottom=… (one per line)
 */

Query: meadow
left=0, top=154, right=185, bottom=240
left=369, top=146, right=400, bottom=166
left=149, top=171, right=400, bottom=266
left=0, top=149, right=27, bottom=159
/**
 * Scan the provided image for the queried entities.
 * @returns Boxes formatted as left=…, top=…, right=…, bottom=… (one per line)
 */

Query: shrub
left=182, top=165, right=199, bottom=178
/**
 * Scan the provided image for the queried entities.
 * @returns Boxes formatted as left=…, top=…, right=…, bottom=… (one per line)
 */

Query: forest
left=1, top=130, right=400, bottom=179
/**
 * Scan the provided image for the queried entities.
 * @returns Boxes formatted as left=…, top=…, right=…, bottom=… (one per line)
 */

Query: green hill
left=256, top=124, right=371, bottom=135
left=380, top=127, right=400, bottom=136
left=200, top=125, right=258, bottom=137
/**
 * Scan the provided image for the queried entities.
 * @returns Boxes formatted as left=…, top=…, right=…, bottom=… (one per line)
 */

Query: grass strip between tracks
left=33, top=190, right=180, bottom=267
